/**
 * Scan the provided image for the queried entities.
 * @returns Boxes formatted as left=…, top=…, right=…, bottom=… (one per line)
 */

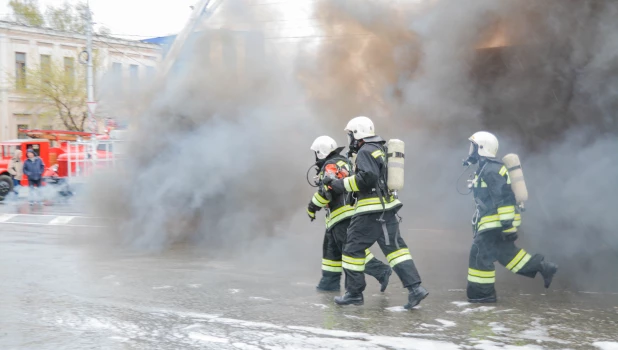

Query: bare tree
left=15, top=59, right=89, bottom=131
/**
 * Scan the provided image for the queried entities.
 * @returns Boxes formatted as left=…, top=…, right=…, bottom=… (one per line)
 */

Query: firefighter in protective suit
left=307, top=136, right=393, bottom=292
left=323, top=117, right=428, bottom=308
left=465, top=131, right=558, bottom=303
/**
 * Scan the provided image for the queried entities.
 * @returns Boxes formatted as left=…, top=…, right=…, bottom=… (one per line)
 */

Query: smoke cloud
left=88, top=0, right=618, bottom=291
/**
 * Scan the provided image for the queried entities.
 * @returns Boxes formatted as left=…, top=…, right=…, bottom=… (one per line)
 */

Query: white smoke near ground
left=87, top=0, right=618, bottom=290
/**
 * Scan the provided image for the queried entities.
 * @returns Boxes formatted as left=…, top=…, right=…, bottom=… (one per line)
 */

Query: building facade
left=0, top=21, right=162, bottom=141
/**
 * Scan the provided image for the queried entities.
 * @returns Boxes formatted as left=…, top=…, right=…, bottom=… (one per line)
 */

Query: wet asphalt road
left=0, top=202, right=617, bottom=350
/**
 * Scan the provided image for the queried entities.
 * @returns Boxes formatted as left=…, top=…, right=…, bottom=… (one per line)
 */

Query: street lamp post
left=85, top=1, right=96, bottom=137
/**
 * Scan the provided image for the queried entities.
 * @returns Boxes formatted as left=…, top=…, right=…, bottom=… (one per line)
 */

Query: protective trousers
left=342, top=211, right=421, bottom=294
left=320, top=218, right=391, bottom=290
left=467, top=229, right=544, bottom=300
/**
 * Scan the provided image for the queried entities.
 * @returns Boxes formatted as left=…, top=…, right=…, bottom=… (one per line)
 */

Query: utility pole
left=86, top=1, right=96, bottom=136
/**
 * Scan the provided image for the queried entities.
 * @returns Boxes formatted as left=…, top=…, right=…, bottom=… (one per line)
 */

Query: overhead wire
left=94, top=21, right=174, bottom=40
left=97, top=32, right=172, bottom=38
left=93, top=34, right=146, bottom=65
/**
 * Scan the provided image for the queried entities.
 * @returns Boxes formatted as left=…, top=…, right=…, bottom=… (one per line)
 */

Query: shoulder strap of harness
left=372, top=143, right=399, bottom=248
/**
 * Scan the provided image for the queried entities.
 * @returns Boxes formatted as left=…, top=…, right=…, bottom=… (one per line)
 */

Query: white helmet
left=344, top=116, right=375, bottom=140
left=469, top=131, right=499, bottom=158
left=310, top=135, right=338, bottom=160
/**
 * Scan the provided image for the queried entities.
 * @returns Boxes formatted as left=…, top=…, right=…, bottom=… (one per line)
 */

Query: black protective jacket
left=309, top=153, right=354, bottom=228
left=472, top=159, right=520, bottom=233
left=333, top=136, right=402, bottom=216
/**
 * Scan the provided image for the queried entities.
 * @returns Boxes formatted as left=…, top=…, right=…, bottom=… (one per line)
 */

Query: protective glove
left=501, top=220, right=514, bottom=231
left=318, top=185, right=332, bottom=202
left=501, top=220, right=517, bottom=241
left=321, top=176, right=334, bottom=186
left=322, top=176, right=346, bottom=195
left=307, top=202, right=320, bottom=222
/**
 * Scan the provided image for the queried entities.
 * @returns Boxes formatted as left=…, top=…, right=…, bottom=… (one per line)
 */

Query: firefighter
left=307, top=135, right=392, bottom=292
left=464, top=131, right=558, bottom=303
left=323, top=117, right=428, bottom=308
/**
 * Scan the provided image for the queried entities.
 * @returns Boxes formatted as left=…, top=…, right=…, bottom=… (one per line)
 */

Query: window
left=129, top=64, right=138, bottom=82
left=64, top=57, right=75, bottom=82
left=40, top=54, right=51, bottom=71
left=27, top=143, right=41, bottom=156
left=2, top=145, right=17, bottom=158
left=146, top=66, right=155, bottom=80
left=17, top=124, right=29, bottom=139
left=112, top=62, right=122, bottom=79
left=40, top=54, right=51, bottom=85
left=15, top=52, right=26, bottom=89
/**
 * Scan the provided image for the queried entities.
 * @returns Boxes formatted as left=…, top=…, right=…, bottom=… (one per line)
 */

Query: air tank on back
left=502, top=153, right=528, bottom=206
left=386, top=139, right=405, bottom=191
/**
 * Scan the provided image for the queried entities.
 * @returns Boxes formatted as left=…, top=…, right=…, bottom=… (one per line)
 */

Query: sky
left=0, top=0, right=196, bottom=39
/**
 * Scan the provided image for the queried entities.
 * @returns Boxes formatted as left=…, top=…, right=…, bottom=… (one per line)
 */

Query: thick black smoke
left=89, top=0, right=617, bottom=291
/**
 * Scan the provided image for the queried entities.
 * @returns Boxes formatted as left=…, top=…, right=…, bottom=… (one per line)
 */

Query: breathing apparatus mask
left=463, top=142, right=480, bottom=167
left=456, top=142, right=479, bottom=196
left=347, top=131, right=360, bottom=158
left=314, top=151, right=325, bottom=167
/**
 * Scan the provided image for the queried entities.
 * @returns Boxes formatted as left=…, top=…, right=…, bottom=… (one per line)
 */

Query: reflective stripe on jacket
left=309, top=155, right=354, bottom=229
left=345, top=139, right=402, bottom=216
left=473, top=160, right=521, bottom=233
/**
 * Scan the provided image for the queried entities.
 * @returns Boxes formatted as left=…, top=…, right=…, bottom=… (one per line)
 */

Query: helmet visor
left=347, top=132, right=354, bottom=147
left=468, top=142, right=477, bottom=156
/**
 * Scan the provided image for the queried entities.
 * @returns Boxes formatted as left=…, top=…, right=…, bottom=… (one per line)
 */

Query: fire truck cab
left=0, top=139, right=50, bottom=200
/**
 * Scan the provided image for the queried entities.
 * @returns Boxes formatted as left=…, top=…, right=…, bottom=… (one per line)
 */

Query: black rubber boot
left=379, top=267, right=392, bottom=293
left=468, top=293, right=497, bottom=304
left=540, top=261, right=558, bottom=289
left=316, top=274, right=341, bottom=292
left=404, top=285, right=429, bottom=309
left=334, top=292, right=364, bottom=306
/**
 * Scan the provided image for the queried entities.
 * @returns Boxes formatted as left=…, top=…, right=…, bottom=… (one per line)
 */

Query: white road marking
left=0, top=213, right=110, bottom=228
left=40, top=213, right=107, bottom=219
left=0, top=214, right=17, bottom=222
left=0, top=212, right=107, bottom=219
left=0, top=221, right=105, bottom=228
left=49, top=216, right=75, bottom=225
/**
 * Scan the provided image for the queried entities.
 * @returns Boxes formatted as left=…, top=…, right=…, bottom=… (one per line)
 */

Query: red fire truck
left=0, top=129, right=115, bottom=200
